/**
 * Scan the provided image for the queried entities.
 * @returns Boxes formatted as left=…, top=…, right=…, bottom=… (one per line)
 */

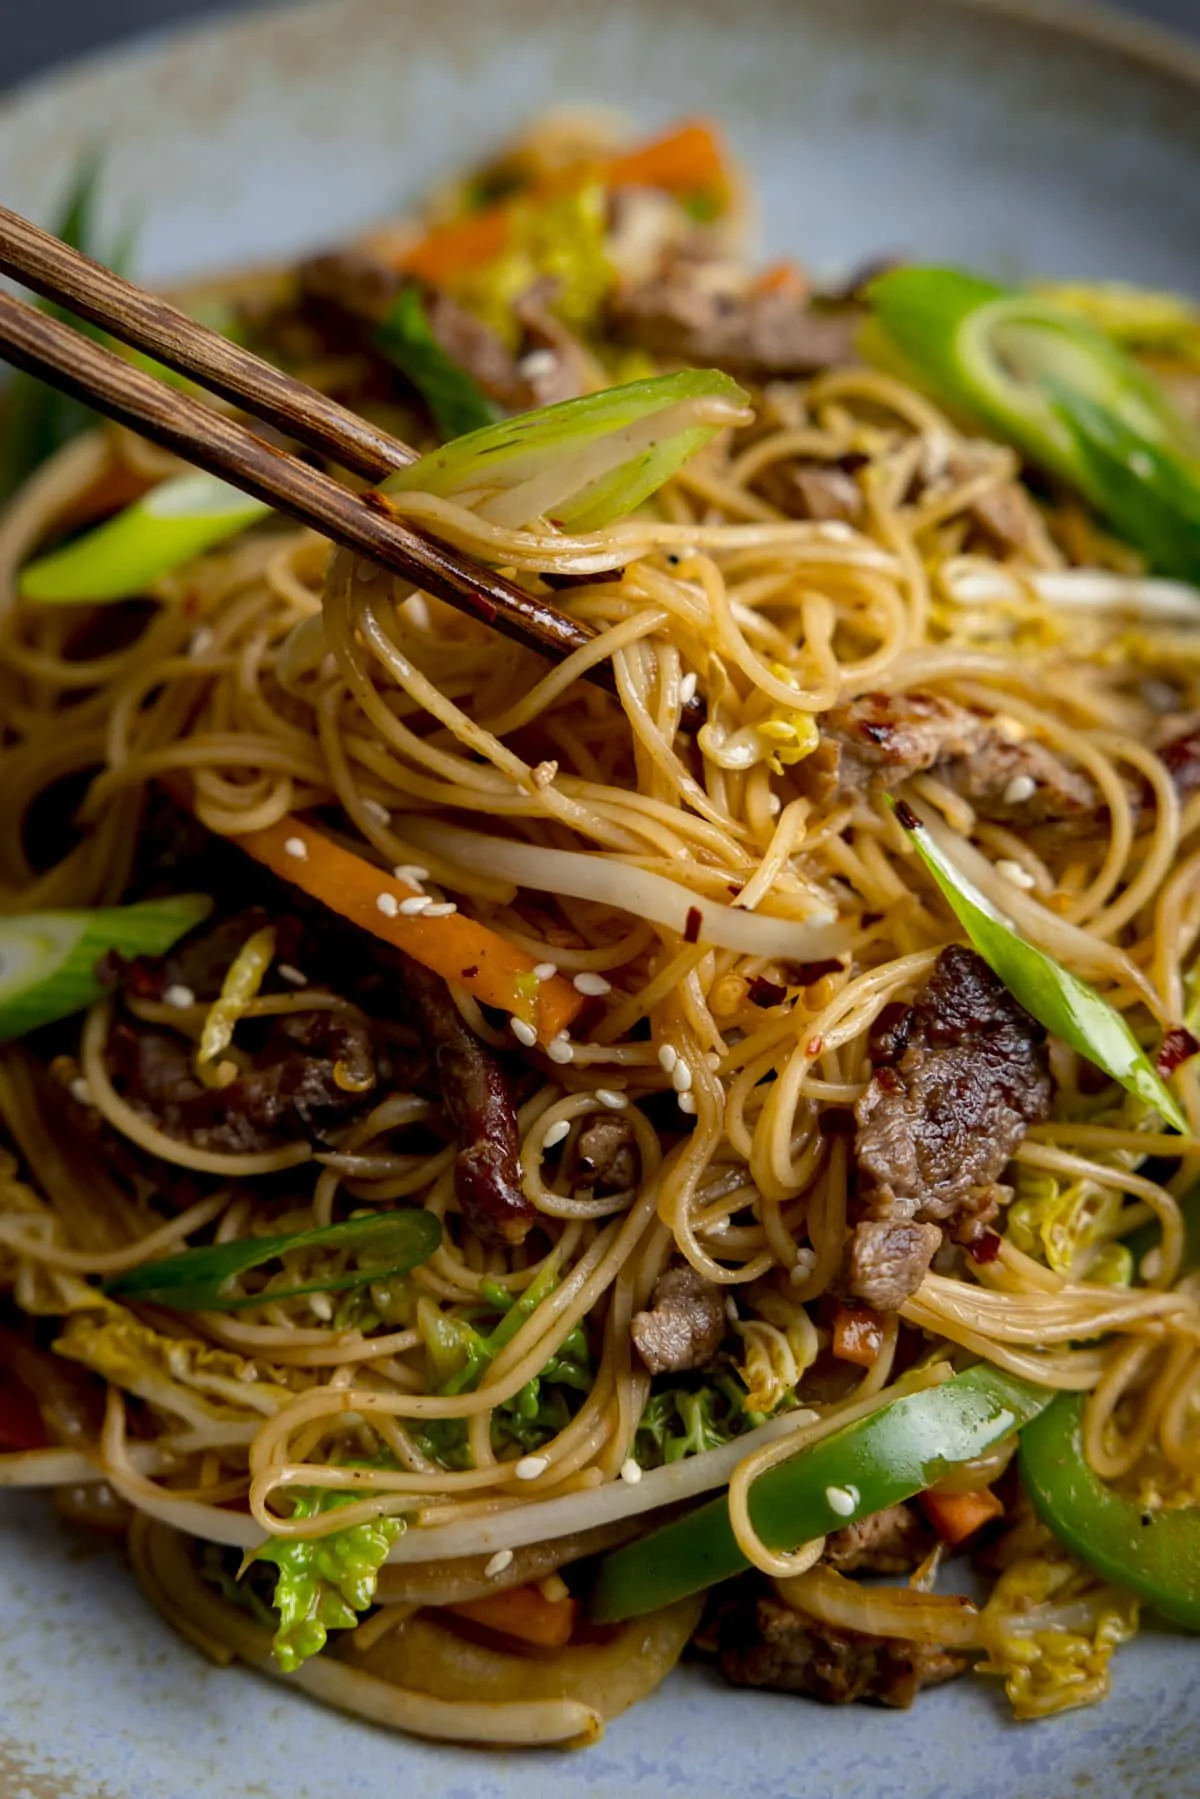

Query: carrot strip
left=231, top=815, right=582, bottom=1043
left=401, top=119, right=729, bottom=286
left=446, top=1584, right=578, bottom=1649
left=831, top=1303, right=885, bottom=1368
left=753, top=260, right=809, bottom=299
left=918, top=1487, right=1005, bottom=1547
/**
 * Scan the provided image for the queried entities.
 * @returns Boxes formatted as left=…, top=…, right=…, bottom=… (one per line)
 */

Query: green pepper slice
left=590, top=1363, right=1049, bottom=1623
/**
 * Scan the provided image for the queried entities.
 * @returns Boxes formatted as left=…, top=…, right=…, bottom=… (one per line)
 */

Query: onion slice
left=775, top=1563, right=982, bottom=1648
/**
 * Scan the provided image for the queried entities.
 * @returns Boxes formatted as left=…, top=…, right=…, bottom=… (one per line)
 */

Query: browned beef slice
left=824, top=1503, right=934, bottom=1576
left=854, top=945, right=1052, bottom=1233
left=568, top=1115, right=639, bottom=1195
left=845, top=1219, right=943, bottom=1311
left=109, top=1010, right=377, bottom=1156
left=1158, top=718, right=1200, bottom=801
left=941, top=733, right=1101, bottom=830
left=820, top=693, right=989, bottom=791
left=630, top=1265, right=725, bottom=1375
left=608, top=277, right=858, bottom=377
left=718, top=1593, right=966, bottom=1708
left=756, top=462, right=865, bottom=525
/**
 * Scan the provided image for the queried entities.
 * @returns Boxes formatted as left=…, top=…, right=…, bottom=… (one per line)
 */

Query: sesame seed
left=68, top=1076, right=93, bottom=1106
left=677, top=1092, right=697, bottom=1115
left=422, top=901, right=458, bottom=918
left=678, top=671, right=698, bottom=706
left=657, top=1044, right=679, bottom=1074
left=546, top=1038, right=574, bottom=1065
left=596, top=1088, right=627, bottom=1110
left=518, top=348, right=558, bottom=381
left=788, top=1249, right=816, bottom=1284
left=1141, top=1247, right=1163, bottom=1282
left=484, top=1549, right=514, bottom=1578
left=399, top=894, right=432, bottom=916
left=825, top=1484, right=858, bottom=1518
left=514, top=1455, right=549, bottom=1481
left=511, top=1016, right=539, bottom=1048
left=543, top=1119, right=571, bottom=1150
left=707, top=1216, right=730, bottom=1236
left=533, top=962, right=558, bottom=982
left=361, top=798, right=391, bottom=825
left=995, top=858, right=1036, bottom=891
left=767, top=793, right=782, bottom=816
left=163, top=984, right=195, bottom=1010
left=672, top=1060, right=693, bottom=1093
left=1003, top=773, right=1037, bottom=805
left=724, top=1296, right=740, bottom=1324
left=376, top=892, right=400, bottom=918
left=284, top=836, right=308, bottom=861
left=706, top=1052, right=722, bottom=1071
left=573, top=972, right=612, bottom=997
left=187, top=625, right=214, bottom=658
left=393, top=864, right=429, bottom=885
left=309, top=1292, right=333, bottom=1321
left=277, top=964, right=308, bottom=987
left=619, top=1458, right=643, bottom=1485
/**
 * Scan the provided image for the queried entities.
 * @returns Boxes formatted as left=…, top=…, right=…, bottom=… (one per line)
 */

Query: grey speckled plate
left=1, top=3, right=1199, bottom=1795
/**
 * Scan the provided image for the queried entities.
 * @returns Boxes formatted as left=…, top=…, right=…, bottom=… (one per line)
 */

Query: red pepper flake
left=806, top=1036, right=824, bottom=1058
left=747, top=975, right=788, bottom=1008
left=969, top=1230, right=1003, bottom=1265
left=894, top=799, right=921, bottom=832
left=461, top=965, right=480, bottom=979
left=683, top=906, right=702, bottom=944
left=1156, top=1026, right=1199, bottom=1079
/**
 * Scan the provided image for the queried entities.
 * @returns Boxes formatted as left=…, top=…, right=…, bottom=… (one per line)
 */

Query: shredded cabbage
left=253, top=1483, right=404, bottom=1671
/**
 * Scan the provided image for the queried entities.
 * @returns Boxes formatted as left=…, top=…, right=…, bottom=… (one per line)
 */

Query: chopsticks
left=0, top=203, right=703, bottom=719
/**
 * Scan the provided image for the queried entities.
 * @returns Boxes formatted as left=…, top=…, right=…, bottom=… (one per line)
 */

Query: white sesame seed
left=543, top=1119, right=571, bottom=1150
left=533, top=962, right=558, bottom=982
left=825, top=1484, right=859, bottom=1518
left=707, top=1216, right=730, bottom=1236
left=511, top=1016, right=539, bottom=1048
left=619, top=1458, right=643, bottom=1485
left=657, top=1044, right=679, bottom=1074
left=596, top=1088, right=628, bottom=1110
left=788, top=1249, right=817, bottom=1284
left=162, top=984, right=195, bottom=1010
left=1141, top=1247, right=1163, bottom=1282
left=677, top=1092, right=697, bottom=1115
left=284, top=836, right=308, bottom=861
left=995, top=858, right=1036, bottom=892
left=187, top=625, right=214, bottom=658
left=376, top=892, right=400, bottom=918
left=1003, top=773, right=1037, bottom=805
left=706, top=1052, right=722, bottom=1071
left=724, top=1296, right=740, bottom=1324
left=393, top=864, right=429, bottom=885
left=546, top=1038, right=575, bottom=1065
left=422, top=901, right=458, bottom=918
left=672, top=1060, right=693, bottom=1093
left=68, top=1076, right=93, bottom=1106
left=277, top=964, right=308, bottom=987
left=309, top=1292, right=333, bottom=1322
left=678, top=671, right=698, bottom=705
left=361, top=798, right=391, bottom=825
left=399, top=894, right=432, bottom=916
left=484, top=1549, right=514, bottom=1578
left=514, top=1455, right=549, bottom=1481
left=518, top=348, right=558, bottom=381
left=767, top=793, right=782, bottom=816
left=572, top=972, right=612, bottom=997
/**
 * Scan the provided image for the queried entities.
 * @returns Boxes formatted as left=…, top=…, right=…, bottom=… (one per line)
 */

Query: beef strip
left=755, top=461, right=865, bottom=526
left=853, top=947, right=1052, bottom=1296
left=567, top=1114, right=639, bottom=1196
left=630, top=1264, right=726, bottom=1375
left=109, top=1009, right=378, bottom=1157
left=607, top=274, right=859, bottom=378
left=718, top=1591, right=966, bottom=1708
left=399, top=954, right=533, bottom=1247
left=1158, top=717, right=1200, bottom=802
left=845, top=1219, right=943, bottom=1312
left=824, top=1503, right=935, bottom=1576
left=806, top=691, right=1104, bottom=833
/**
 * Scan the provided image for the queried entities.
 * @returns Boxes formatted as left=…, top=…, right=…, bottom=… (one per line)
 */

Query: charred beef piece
left=718, top=1591, right=966, bottom=1708
left=755, top=461, right=865, bottom=526
left=852, top=947, right=1052, bottom=1303
left=567, top=1114, right=639, bottom=1196
left=824, top=1503, right=935, bottom=1576
left=399, top=954, right=533, bottom=1247
left=845, top=1219, right=943, bottom=1312
left=630, top=1264, right=726, bottom=1375
left=608, top=275, right=858, bottom=378
left=109, top=1010, right=378, bottom=1157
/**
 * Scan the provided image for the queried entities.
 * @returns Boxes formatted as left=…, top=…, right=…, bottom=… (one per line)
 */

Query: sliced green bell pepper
left=590, top=1363, right=1049, bottom=1623
left=1021, top=1394, right=1200, bottom=1631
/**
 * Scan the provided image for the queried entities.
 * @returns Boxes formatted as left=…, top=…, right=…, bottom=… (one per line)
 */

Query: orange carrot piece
left=831, top=1303, right=885, bottom=1368
left=231, top=815, right=583, bottom=1043
left=401, top=119, right=729, bottom=285
left=447, top=1584, right=578, bottom=1649
left=753, top=260, right=809, bottom=299
left=918, top=1487, right=1005, bottom=1547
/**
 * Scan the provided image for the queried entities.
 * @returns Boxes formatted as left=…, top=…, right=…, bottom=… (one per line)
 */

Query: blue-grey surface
left=1, top=2, right=1199, bottom=1797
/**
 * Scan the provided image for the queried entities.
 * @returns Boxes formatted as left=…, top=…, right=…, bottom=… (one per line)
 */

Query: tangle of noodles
left=1, top=111, right=1199, bottom=1744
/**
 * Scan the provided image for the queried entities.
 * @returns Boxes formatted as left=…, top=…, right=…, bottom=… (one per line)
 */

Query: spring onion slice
left=382, top=370, right=751, bottom=532
left=0, top=895, right=212, bottom=1042
left=375, top=286, right=499, bottom=440
left=107, top=1208, right=442, bottom=1312
left=892, top=799, right=1186, bottom=1131
left=19, top=472, right=272, bottom=604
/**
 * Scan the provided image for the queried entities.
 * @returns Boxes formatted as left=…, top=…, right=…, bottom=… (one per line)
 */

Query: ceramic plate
left=1, top=4, right=1198, bottom=1795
